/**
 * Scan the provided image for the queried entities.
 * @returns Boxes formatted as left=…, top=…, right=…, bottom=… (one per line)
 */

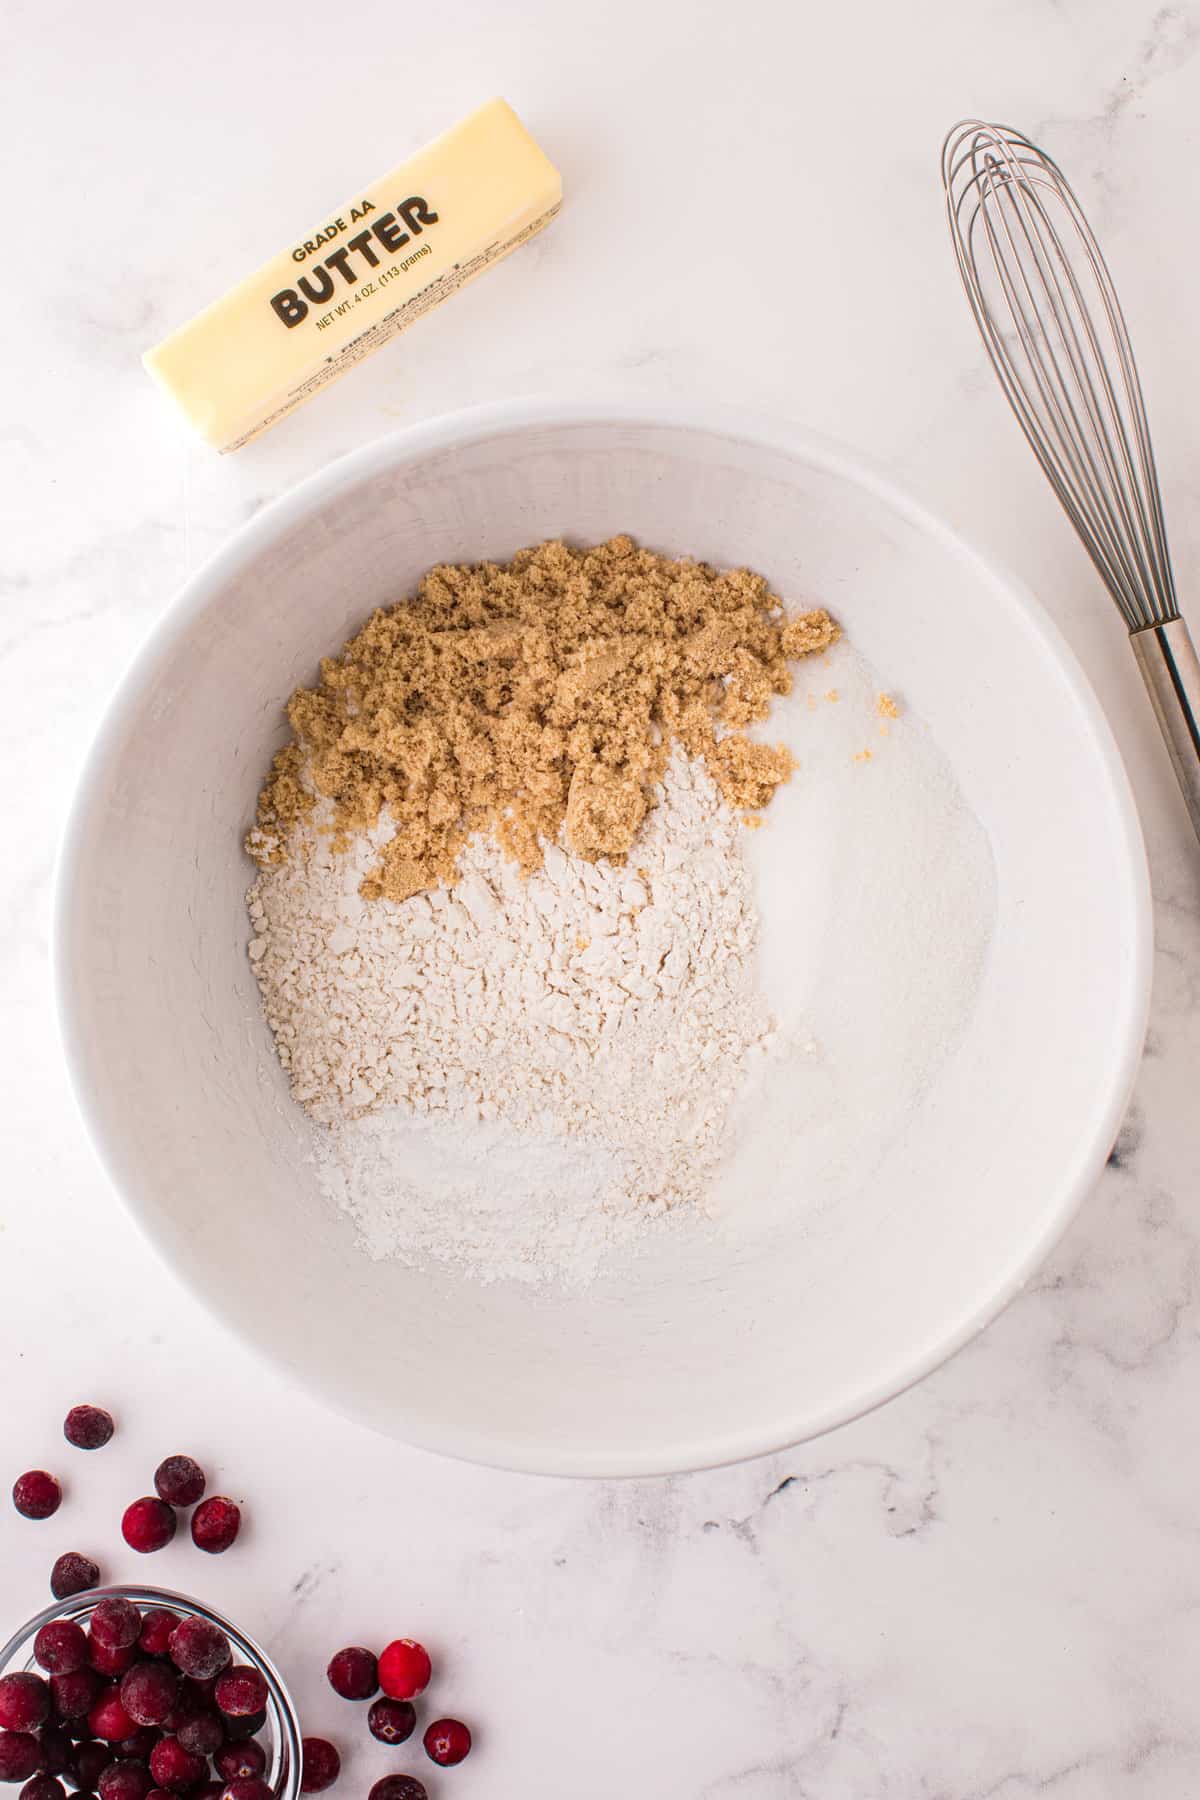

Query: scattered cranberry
left=152, top=1459, right=206, bottom=1510
left=166, top=1621, right=230, bottom=1683
left=33, top=1622, right=88, bottom=1676
left=18, top=1778, right=64, bottom=1800
left=88, top=1643, right=137, bottom=1680
left=219, top=1712, right=264, bottom=1745
left=36, top=1730, right=75, bottom=1778
left=90, top=1602, right=141, bottom=1653
left=422, top=1718, right=471, bottom=1767
left=377, top=1642, right=430, bottom=1703
left=121, top=1499, right=177, bottom=1556
left=367, top=1779, right=426, bottom=1800
left=190, top=1500, right=239, bottom=1556
left=118, top=1666, right=178, bottom=1731
left=49, top=1671, right=99, bottom=1721
left=212, top=1671, right=265, bottom=1722
left=0, top=1675, right=51, bottom=1734
left=325, top=1647, right=377, bottom=1702
left=114, top=1731, right=158, bottom=1765
left=87, top=1693, right=136, bottom=1746
left=12, top=1473, right=62, bottom=1522
left=98, top=1763, right=153, bottom=1800
left=298, top=1738, right=339, bottom=1795
left=0, top=1736, right=43, bottom=1785
left=136, top=1613, right=179, bottom=1660
left=217, top=1783, right=271, bottom=1800
left=367, top=1700, right=415, bottom=1746
left=63, top=1408, right=115, bottom=1452
left=50, top=1554, right=100, bottom=1601
left=148, top=1739, right=206, bottom=1793
left=213, top=1744, right=264, bottom=1784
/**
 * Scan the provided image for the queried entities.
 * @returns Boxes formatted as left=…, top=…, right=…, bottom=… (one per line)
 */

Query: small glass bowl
left=0, top=1584, right=302, bottom=1799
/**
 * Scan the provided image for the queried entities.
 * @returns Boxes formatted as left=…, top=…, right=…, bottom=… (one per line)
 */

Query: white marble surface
left=4, top=1, right=1200, bottom=1793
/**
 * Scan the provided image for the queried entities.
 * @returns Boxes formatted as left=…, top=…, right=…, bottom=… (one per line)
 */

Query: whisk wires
left=942, top=120, right=1178, bottom=632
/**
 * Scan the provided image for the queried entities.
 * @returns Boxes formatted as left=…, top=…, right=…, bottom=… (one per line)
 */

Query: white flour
left=248, top=750, right=774, bottom=1285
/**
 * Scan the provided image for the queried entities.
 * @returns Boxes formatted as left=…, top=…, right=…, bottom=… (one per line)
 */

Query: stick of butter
left=143, top=98, right=561, bottom=452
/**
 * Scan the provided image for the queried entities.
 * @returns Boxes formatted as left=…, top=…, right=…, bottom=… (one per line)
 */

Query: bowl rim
left=53, top=393, right=1153, bottom=1478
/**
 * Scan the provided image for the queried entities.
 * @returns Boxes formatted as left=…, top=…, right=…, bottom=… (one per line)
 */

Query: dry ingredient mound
left=248, top=750, right=775, bottom=1285
left=247, top=536, right=838, bottom=903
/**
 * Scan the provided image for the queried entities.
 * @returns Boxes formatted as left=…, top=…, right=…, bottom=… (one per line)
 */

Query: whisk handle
left=1129, top=618, right=1200, bottom=841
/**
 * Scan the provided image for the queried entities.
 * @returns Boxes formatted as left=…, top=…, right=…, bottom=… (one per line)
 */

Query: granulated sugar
left=712, top=637, right=996, bottom=1240
left=248, top=750, right=775, bottom=1285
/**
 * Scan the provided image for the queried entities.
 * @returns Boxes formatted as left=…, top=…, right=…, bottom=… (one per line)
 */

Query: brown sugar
left=248, top=536, right=839, bottom=902
left=782, top=610, right=839, bottom=658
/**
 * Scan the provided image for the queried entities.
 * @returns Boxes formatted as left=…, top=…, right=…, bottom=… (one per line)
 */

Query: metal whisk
left=942, top=118, right=1200, bottom=839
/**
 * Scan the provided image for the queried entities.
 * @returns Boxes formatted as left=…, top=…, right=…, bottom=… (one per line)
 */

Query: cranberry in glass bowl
left=0, top=1587, right=300, bottom=1800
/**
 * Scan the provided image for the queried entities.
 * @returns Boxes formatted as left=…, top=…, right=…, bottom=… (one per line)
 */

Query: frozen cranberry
left=367, top=1700, right=415, bottom=1747
left=63, top=1408, right=115, bottom=1452
left=0, top=1676, right=51, bottom=1734
left=376, top=1642, right=430, bottom=1703
left=118, top=1667, right=178, bottom=1732
left=50, top=1555, right=100, bottom=1601
left=145, top=1791, right=178, bottom=1800
left=98, top=1764, right=153, bottom=1800
left=32, top=1623, right=87, bottom=1677
left=0, top=1735, right=43, bottom=1783
left=189, top=1500, right=239, bottom=1556
left=148, top=1740, right=205, bottom=1793
left=217, top=1784, right=271, bottom=1800
left=325, top=1648, right=376, bottom=1702
left=175, top=1714, right=222, bottom=1759
left=49, top=1672, right=98, bottom=1721
left=114, top=1731, right=158, bottom=1765
left=173, top=1678, right=217, bottom=1716
left=422, top=1718, right=471, bottom=1767
left=367, top=1780, right=426, bottom=1800
left=135, top=1614, right=178, bottom=1662
left=73, top=1743, right=111, bottom=1791
left=121, top=1500, right=176, bottom=1556
left=212, top=1744, right=263, bottom=1785
left=88, top=1643, right=136, bottom=1681
left=212, top=1671, right=264, bottom=1722
left=152, top=1460, right=205, bottom=1510
left=12, top=1473, right=62, bottom=1522
left=89, top=1603, right=141, bottom=1654
left=218, top=1712, right=263, bottom=1745
left=299, top=1739, right=339, bottom=1795
left=18, top=1778, right=63, bottom=1800
left=162, top=1705, right=197, bottom=1740
left=86, top=1693, right=137, bottom=1747
left=35, top=1730, right=74, bottom=1779
left=166, top=1622, right=229, bottom=1683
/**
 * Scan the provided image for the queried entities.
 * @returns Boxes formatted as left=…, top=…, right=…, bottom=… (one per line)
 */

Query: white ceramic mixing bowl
left=55, top=398, right=1151, bottom=1476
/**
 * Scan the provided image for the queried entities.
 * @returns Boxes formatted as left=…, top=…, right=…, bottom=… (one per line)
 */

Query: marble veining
left=3, top=0, right=1200, bottom=1794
